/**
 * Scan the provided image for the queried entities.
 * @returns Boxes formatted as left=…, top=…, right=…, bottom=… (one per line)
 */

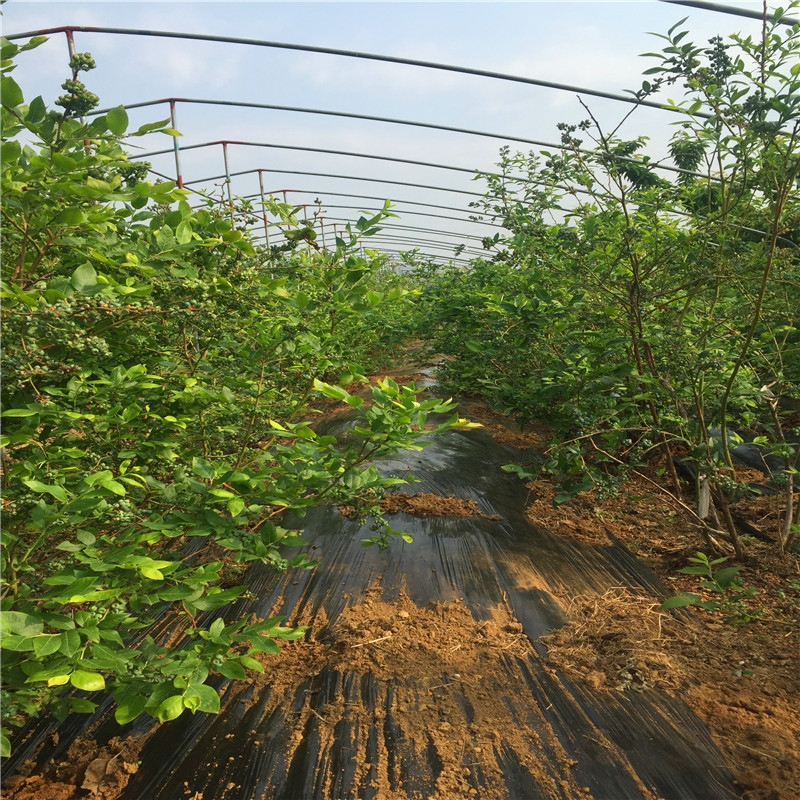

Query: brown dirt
left=339, top=491, right=501, bottom=521
left=3, top=735, right=146, bottom=800
left=734, top=491, right=790, bottom=534
left=238, top=586, right=596, bottom=800
left=732, top=466, right=773, bottom=486
left=521, top=450, right=800, bottom=800
left=457, top=399, right=554, bottom=450
left=540, top=588, right=686, bottom=693
left=5, top=362, right=798, bottom=799
left=538, top=578, right=800, bottom=800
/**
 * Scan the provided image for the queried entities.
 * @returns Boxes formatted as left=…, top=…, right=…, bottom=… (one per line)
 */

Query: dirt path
left=462, top=399, right=800, bottom=800
left=5, top=365, right=797, bottom=800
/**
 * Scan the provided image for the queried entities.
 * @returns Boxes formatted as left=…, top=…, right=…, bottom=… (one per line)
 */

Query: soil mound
left=4, top=735, right=145, bottom=800
left=241, top=586, right=586, bottom=800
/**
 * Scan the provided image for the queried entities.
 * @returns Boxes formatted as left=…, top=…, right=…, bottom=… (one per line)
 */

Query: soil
left=539, top=588, right=686, bottom=693
left=457, top=399, right=555, bottom=450
left=3, top=735, right=147, bottom=800
left=339, top=491, right=501, bottom=521
left=4, top=358, right=799, bottom=800
left=518, top=441, right=800, bottom=800
left=236, top=585, right=588, bottom=800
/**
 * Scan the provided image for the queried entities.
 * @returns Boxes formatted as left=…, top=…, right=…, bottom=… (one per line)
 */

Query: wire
left=91, top=97, right=632, bottom=159
left=657, top=0, right=798, bottom=25
left=207, top=195, right=501, bottom=229
left=183, top=168, right=484, bottom=199
left=5, top=25, right=707, bottom=115
left=133, top=138, right=700, bottom=181
left=267, top=188, right=476, bottom=218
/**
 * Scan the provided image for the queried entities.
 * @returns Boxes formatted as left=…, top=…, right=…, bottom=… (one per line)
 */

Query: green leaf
left=59, top=630, right=81, bottom=657
left=105, top=105, right=129, bottom=135
left=712, top=567, right=741, bottom=589
left=192, top=587, right=245, bottom=610
left=26, top=95, right=46, bottom=123
left=69, top=698, right=97, bottom=714
left=156, top=225, right=174, bottom=251
left=186, top=683, right=220, bottom=713
left=1, top=635, right=37, bottom=652
left=1, top=733, right=10, bottom=758
left=70, top=670, right=106, bottom=691
left=312, top=379, right=350, bottom=401
left=272, top=626, right=307, bottom=641
left=100, top=479, right=126, bottom=496
left=192, top=457, right=216, bottom=479
left=40, top=613, right=76, bottom=631
left=140, top=567, right=164, bottom=581
left=22, top=479, right=68, bottom=502
left=1, top=611, right=44, bottom=637
left=157, top=694, right=185, bottom=722
left=1, top=75, right=23, bottom=108
left=208, top=489, right=235, bottom=499
left=247, top=635, right=281, bottom=654
left=133, top=118, right=171, bottom=136
left=86, top=176, right=114, bottom=193
left=216, top=661, right=246, bottom=680
left=1, top=408, right=39, bottom=417
left=55, top=207, right=86, bottom=226
left=19, top=36, right=49, bottom=53
left=176, top=219, right=193, bottom=244
left=183, top=693, right=202, bottom=713
left=677, top=565, right=711, bottom=576
left=70, top=263, right=98, bottom=292
left=114, top=694, right=147, bottom=725
left=227, top=498, right=245, bottom=518
left=660, top=594, right=700, bottom=610
left=1, top=139, right=20, bottom=163
left=68, top=589, right=120, bottom=603
left=238, top=656, right=264, bottom=673
left=33, top=635, right=62, bottom=657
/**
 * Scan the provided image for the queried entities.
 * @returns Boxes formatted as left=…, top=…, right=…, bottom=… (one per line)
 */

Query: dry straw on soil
left=540, top=588, right=686, bottom=692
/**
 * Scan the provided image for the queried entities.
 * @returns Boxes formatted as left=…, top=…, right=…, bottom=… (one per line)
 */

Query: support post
left=222, top=142, right=234, bottom=220
left=65, top=30, right=77, bottom=71
left=257, top=169, right=269, bottom=246
left=169, top=99, right=183, bottom=188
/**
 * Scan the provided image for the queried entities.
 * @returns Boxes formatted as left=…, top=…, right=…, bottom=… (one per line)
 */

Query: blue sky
left=3, top=1, right=781, bottom=261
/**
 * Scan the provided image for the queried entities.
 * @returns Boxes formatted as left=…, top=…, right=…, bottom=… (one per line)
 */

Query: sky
left=2, top=1, right=786, bottom=263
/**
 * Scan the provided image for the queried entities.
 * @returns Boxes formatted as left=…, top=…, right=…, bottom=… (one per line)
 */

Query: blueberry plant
left=0, top=39, right=468, bottom=755
left=412, top=5, right=800, bottom=554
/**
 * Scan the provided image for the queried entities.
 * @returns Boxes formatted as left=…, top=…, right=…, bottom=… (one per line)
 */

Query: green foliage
left=0, top=41, right=460, bottom=752
left=410, top=6, right=800, bottom=551
left=660, top=552, right=761, bottom=625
